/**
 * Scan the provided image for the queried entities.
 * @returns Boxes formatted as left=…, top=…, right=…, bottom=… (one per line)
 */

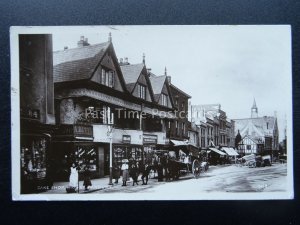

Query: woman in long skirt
left=69, top=163, right=78, bottom=190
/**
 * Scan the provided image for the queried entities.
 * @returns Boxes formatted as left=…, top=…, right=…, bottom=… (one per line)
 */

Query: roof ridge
left=120, top=63, right=144, bottom=67
left=53, top=41, right=110, bottom=53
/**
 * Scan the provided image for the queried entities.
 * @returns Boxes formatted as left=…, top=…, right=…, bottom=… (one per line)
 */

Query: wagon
left=152, top=150, right=206, bottom=180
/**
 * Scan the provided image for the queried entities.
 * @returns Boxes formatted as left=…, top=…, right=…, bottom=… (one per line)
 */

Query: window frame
left=161, top=93, right=168, bottom=106
left=137, top=83, right=146, bottom=99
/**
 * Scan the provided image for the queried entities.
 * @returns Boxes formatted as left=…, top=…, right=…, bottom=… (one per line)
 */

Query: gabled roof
left=234, top=116, right=277, bottom=138
left=53, top=42, right=110, bottom=83
left=239, top=134, right=264, bottom=144
left=149, top=74, right=167, bottom=95
left=120, top=63, right=144, bottom=92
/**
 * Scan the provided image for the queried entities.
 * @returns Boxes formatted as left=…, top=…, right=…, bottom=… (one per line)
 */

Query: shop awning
left=209, top=148, right=226, bottom=156
left=170, top=139, right=188, bottom=146
left=221, top=147, right=239, bottom=156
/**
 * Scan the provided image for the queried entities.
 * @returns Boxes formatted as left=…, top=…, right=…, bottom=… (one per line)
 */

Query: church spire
left=251, top=98, right=258, bottom=118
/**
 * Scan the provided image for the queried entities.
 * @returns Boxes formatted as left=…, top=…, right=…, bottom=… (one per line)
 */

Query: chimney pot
left=80, top=36, right=84, bottom=41
left=64, top=46, right=68, bottom=50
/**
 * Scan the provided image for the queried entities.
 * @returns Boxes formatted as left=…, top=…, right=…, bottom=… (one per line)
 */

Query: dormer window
left=101, top=68, right=115, bottom=88
left=137, top=83, right=146, bottom=99
left=161, top=94, right=168, bottom=107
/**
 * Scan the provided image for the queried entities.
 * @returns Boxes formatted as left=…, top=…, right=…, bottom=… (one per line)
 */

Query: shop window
left=75, top=145, right=97, bottom=172
left=113, top=146, right=142, bottom=167
left=21, top=137, right=48, bottom=182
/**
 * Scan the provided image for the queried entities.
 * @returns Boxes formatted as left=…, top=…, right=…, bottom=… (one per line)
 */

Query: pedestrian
left=129, top=164, right=138, bottom=186
left=157, top=162, right=163, bottom=182
left=121, top=160, right=129, bottom=186
left=67, top=163, right=78, bottom=192
left=83, top=166, right=92, bottom=191
left=112, top=164, right=120, bottom=184
left=141, top=163, right=151, bottom=185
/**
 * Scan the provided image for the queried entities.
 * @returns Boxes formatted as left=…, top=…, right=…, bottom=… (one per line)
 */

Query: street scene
left=45, top=163, right=287, bottom=195
left=11, top=26, right=292, bottom=200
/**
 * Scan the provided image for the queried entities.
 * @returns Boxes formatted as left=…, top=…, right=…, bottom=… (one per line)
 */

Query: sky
left=51, top=25, right=292, bottom=141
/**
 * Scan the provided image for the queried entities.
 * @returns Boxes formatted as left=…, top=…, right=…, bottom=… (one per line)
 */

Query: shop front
left=20, top=118, right=55, bottom=194
left=52, top=123, right=99, bottom=181
left=143, top=134, right=158, bottom=164
left=113, top=134, right=143, bottom=167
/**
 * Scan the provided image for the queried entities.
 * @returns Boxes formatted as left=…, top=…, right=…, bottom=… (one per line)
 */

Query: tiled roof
left=234, top=116, right=276, bottom=139
left=120, top=63, right=144, bottom=92
left=149, top=74, right=166, bottom=95
left=170, top=84, right=191, bottom=98
left=53, top=42, right=110, bottom=83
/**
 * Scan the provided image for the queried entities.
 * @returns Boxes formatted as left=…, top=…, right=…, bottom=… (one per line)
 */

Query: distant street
left=96, top=163, right=287, bottom=194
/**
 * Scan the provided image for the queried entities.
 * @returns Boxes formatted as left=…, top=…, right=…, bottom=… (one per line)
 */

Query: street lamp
left=107, top=107, right=114, bottom=185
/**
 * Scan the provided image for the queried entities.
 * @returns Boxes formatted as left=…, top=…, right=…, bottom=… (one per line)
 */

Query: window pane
left=101, top=69, right=105, bottom=85
left=108, top=72, right=113, bottom=88
left=105, top=71, right=109, bottom=86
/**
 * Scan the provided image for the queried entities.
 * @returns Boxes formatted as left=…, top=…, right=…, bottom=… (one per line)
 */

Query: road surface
left=95, top=163, right=287, bottom=195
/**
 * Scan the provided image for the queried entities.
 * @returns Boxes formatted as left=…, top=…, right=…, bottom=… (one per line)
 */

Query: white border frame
left=10, top=25, right=294, bottom=201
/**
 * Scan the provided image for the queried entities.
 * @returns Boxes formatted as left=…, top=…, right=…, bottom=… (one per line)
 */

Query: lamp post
left=107, top=107, right=114, bottom=185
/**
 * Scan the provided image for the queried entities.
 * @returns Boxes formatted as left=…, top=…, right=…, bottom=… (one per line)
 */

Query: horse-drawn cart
left=152, top=149, right=207, bottom=180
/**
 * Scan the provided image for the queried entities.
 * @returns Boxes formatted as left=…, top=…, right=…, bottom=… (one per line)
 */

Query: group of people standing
left=67, top=163, right=92, bottom=193
left=113, top=160, right=152, bottom=186
left=67, top=158, right=169, bottom=192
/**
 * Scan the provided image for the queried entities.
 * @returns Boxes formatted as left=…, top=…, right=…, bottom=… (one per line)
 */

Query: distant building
left=190, top=104, right=235, bottom=148
left=233, top=99, right=279, bottom=156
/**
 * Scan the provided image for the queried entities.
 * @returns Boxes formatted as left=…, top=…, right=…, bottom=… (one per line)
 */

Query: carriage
left=151, top=149, right=208, bottom=180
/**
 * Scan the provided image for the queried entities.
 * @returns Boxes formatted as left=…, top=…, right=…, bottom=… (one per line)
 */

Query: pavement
left=46, top=171, right=196, bottom=194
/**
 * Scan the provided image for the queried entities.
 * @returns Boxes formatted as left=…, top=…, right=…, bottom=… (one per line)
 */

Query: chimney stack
left=124, top=57, right=128, bottom=64
left=120, top=58, right=123, bottom=64
left=77, top=36, right=90, bottom=47
left=64, top=46, right=68, bottom=50
left=147, top=68, right=152, bottom=75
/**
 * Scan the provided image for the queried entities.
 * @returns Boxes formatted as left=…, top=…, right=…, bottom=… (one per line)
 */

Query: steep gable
left=54, top=41, right=127, bottom=93
left=53, top=42, right=110, bottom=83
left=120, top=63, right=154, bottom=102
left=149, top=74, right=174, bottom=108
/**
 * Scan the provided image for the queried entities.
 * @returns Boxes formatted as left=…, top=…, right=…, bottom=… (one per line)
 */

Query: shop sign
left=122, top=135, right=131, bottom=144
left=74, top=124, right=93, bottom=137
left=143, top=135, right=158, bottom=144
left=56, top=124, right=93, bottom=137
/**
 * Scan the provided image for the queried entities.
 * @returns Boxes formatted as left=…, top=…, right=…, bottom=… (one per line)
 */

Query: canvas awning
left=170, top=139, right=188, bottom=146
left=221, top=147, right=239, bottom=156
left=209, top=148, right=226, bottom=156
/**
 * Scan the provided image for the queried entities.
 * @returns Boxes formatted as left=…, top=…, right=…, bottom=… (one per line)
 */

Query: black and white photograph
left=10, top=25, right=293, bottom=200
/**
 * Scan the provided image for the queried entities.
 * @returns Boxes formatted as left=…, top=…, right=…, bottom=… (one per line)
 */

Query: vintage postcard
left=10, top=25, right=293, bottom=200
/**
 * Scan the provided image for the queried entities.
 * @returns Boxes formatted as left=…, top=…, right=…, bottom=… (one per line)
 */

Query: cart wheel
left=192, top=159, right=201, bottom=178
